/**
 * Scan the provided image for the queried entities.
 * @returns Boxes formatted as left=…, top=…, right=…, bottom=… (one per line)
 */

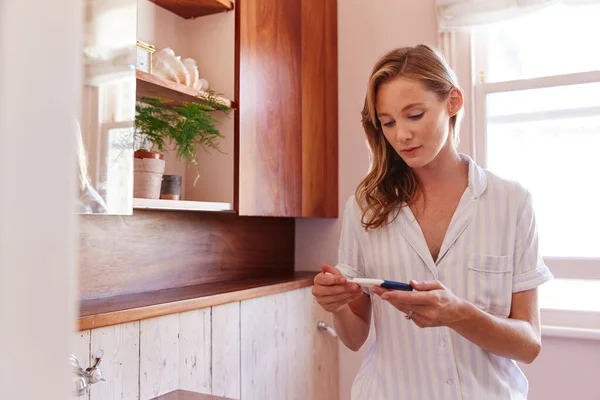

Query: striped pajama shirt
left=337, top=154, right=553, bottom=400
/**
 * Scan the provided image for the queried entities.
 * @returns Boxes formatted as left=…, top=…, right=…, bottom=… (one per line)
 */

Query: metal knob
left=70, top=350, right=105, bottom=397
left=317, top=321, right=338, bottom=338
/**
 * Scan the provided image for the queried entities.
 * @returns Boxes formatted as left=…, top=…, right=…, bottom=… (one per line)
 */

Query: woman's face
left=375, top=76, right=460, bottom=169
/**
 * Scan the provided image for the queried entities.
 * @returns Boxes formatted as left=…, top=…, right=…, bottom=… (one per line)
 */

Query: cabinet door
left=236, top=0, right=338, bottom=217
left=240, top=287, right=338, bottom=400
left=90, top=322, right=140, bottom=400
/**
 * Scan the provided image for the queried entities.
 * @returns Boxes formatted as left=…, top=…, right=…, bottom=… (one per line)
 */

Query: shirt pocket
left=466, top=254, right=514, bottom=317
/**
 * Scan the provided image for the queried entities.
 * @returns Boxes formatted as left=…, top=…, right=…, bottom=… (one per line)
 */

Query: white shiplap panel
left=73, top=330, right=91, bottom=400
left=285, top=289, right=309, bottom=400
left=140, top=314, right=179, bottom=400
left=307, top=289, right=339, bottom=400
left=179, top=308, right=211, bottom=395
left=212, top=302, right=240, bottom=399
left=241, top=292, right=290, bottom=400
left=89, top=322, right=140, bottom=400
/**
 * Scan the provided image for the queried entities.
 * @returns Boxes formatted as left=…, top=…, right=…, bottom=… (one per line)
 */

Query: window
left=475, top=2, right=600, bottom=83
left=473, top=1, right=600, bottom=290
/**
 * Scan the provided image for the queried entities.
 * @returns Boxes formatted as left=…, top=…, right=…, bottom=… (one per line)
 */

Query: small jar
left=160, top=175, right=182, bottom=200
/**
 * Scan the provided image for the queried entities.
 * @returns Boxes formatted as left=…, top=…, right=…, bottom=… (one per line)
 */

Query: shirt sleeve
left=513, top=190, right=554, bottom=293
left=336, top=196, right=369, bottom=294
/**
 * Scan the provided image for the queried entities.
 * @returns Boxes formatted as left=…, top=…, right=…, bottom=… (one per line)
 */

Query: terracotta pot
left=134, top=150, right=164, bottom=160
left=133, top=151, right=165, bottom=199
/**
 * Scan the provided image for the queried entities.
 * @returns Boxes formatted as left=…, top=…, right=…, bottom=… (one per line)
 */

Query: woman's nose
left=395, top=126, right=413, bottom=142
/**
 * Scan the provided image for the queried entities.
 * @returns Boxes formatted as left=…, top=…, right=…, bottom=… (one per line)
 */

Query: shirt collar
left=460, top=153, right=487, bottom=199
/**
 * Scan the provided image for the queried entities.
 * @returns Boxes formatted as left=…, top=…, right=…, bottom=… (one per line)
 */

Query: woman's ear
left=447, top=87, right=464, bottom=117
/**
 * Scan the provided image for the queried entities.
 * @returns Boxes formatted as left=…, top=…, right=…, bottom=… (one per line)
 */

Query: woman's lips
left=400, top=146, right=421, bottom=156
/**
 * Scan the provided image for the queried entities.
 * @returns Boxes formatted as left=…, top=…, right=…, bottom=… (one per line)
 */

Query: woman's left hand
left=371, top=280, right=466, bottom=328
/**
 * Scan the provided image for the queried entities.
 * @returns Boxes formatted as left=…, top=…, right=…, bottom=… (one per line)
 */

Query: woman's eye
left=383, top=121, right=395, bottom=128
left=408, top=113, right=424, bottom=120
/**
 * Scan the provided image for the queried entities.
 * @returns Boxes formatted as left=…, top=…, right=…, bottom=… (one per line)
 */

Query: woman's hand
left=312, top=265, right=364, bottom=313
left=371, top=280, right=466, bottom=328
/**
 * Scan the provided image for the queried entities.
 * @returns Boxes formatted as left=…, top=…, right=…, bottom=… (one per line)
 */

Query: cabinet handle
left=70, top=349, right=106, bottom=397
left=317, top=321, right=338, bottom=338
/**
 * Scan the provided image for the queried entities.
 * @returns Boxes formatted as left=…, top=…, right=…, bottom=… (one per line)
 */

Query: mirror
left=78, top=0, right=137, bottom=214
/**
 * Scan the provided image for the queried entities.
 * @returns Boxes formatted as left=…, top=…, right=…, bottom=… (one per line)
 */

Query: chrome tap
left=70, top=349, right=105, bottom=397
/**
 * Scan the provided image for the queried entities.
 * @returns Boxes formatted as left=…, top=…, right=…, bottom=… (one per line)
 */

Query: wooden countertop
left=151, top=389, right=237, bottom=400
left=79, top=271, right=316, bottom=331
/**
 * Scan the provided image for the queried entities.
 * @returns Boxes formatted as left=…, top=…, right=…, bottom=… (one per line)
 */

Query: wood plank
left=284, top=289, right=309, bottom=400
left=232, top=0, right=241, bottom=214
left=238, top=0, right=303, bottom=216
left=240, top=287, right=339, bottom=400
left=79, top=210, right=294, bottom=301
left=79, top=272, right=315, bottom=331
left=240, top=293, right=281, bottom=399
left=211, top=302, right=240, bottom=399
left=151, top=390, right=237, bottom=400
left=307, top=288, right=339, bottom=400
left=136, top=70, right=233, bottom=108
left=72, top=330, right=91, bottom=400
left=89, top=322, right=140, bottom=400
left=179, top=309, right=212, bottom=395
left=301, top=0, right=338, bottom=217
left=140, top=315, right=180, bottom=400
left=242, top=290, right=302, bottom=399
left=323, top=0, right=339, bottom=217
left=149, top=0, right=233, bottom=19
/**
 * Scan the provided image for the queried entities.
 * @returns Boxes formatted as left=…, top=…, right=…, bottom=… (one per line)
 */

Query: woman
left=312, top=45, right=553, bottom=400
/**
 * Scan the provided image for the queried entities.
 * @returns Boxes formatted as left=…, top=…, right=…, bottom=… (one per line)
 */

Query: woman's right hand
left=312, top=264, right=364, bottom=313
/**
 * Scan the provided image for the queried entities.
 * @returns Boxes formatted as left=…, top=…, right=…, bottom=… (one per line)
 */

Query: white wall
left=183, top=9, right=235, bottom=204
left=520, top=336, right=600, bottom=400
left=0, top=0, right=80, bottom=399
left=295, top=1, right=600, bottom=399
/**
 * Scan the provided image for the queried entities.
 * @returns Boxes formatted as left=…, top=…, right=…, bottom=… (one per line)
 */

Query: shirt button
left=440, top=341, right=446, bottom=347
left=447, top=380, right=453, bottom=386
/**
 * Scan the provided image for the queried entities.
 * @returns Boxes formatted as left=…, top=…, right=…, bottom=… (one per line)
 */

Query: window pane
left=539, top=279, right=600, bottom=312
left=486, top=106, right=600, bottom=258
left=487, top=82, right=600, bottom=118
left=106, top=127, right=133, bottom=214
left=478, top=3, right=600, bottom=82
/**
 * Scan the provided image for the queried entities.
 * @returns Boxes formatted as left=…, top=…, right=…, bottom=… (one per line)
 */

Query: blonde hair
left=356, top=44, right=462, bottom=230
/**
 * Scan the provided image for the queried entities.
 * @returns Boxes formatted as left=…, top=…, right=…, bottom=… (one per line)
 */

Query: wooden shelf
left=79, top=271, right=316, bottom=331
left=149, top=0, right=233, bottom=19
left=133, top=198, right=233, bottom=212
left=136, top=70, right=233, bottom=108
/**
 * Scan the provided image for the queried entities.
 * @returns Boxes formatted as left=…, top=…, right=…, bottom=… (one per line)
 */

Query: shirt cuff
left=513, top=265, right=554, bottom=293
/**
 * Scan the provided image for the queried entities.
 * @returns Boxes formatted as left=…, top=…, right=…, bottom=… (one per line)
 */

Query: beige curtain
left=437, top=0, right=560, bottom=31
left=438, top=31, right=475, bottom=157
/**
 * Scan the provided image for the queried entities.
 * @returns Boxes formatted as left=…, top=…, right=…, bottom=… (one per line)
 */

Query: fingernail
left=411, top=280, right=419, bottom=286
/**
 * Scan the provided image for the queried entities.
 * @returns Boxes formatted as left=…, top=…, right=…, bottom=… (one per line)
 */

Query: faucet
left=70, top=349, right=105, bottom=397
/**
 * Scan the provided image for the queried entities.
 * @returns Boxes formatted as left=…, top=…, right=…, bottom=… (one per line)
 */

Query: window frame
left=472, top=34, right=600, bottom=281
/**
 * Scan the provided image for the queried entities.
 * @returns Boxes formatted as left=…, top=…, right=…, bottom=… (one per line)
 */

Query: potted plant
left=133, top=94, right=232, bottom=199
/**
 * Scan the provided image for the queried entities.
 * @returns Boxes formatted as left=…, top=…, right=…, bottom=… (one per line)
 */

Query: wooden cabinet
left=236, top=0, right=338, bottom=217
left=136, top=0, right=338, bottom=218
left=240, top=288, right=339, bottom=400
left=74, top=288, right=338, bottom=400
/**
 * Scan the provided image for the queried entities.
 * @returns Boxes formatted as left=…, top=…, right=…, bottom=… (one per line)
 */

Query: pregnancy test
left=349, top=278, right=413, bottom=291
